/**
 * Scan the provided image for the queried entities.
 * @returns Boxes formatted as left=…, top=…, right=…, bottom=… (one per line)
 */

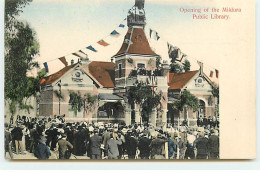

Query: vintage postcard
left=3, top=0, right=255, bottom=161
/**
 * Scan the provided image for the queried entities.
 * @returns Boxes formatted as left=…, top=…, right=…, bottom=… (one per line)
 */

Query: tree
left=127, top=81, right=162, bottom=122
left=172, top=90, right=199, bottom=112
left=5, top=0, right=41, bottom=117
left=183, top=59, right=191, bottom=72
left=68, top=92, right=98, bottom=116
left=170, top=63, right=183, bottom=73
left=211, top=83, right=219, bottom=116
left=69, top=92, right=83, bottom=116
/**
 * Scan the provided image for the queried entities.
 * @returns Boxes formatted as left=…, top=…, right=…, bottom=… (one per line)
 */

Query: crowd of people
left=4, top=115, right=219, bottom=160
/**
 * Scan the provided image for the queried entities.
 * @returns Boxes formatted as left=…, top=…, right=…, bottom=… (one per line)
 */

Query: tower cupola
left=127, top=0, right=146, bottom=28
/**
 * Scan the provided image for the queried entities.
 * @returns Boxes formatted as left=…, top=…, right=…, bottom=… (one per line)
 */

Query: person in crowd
left=5, top=123, right=13, bottom=159
left=117, top=131, right=126, bottom=159
left=168, top=133, right=177, bottom=159
left=34, top=136, right=51, bottom=160
left=194, top=131, right=209, bottom=159
left=24, top=125, right=31, bottom=151
left=150, top=133, right=166, bottom=159
left=89, top=129, right=102, bottom=159
left=208, top=129, right=219, bottom=159
left=29, top=124, right=37, bottom=153
left=138, top=133, right=151, bottom=159
left=184, top=129, right=196, bottom=159
left=50, top=125, right=60, bottom=151
left=102, top=128, right=111, bottom=157
left=105, top=132, right=122, bottom=159
left=126, top=131, right=138, bottom=159
left=56, top=133, right=73, bottom=159
left=11, top=123, right=25, bottom=155
left=4, top=115, right=219, bottom=160
left=203, top=117, right=208, bottom=127
left=74, top=126, right=86, bottom=156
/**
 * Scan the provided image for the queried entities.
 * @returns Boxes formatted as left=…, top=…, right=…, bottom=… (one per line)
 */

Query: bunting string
left=43, top=18, right=127, bottom=72
left=147, top=26, right=219, bottom=78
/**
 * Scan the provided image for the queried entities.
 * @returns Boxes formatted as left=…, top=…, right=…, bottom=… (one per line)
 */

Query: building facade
left=38, top=0, right=218, bottom=128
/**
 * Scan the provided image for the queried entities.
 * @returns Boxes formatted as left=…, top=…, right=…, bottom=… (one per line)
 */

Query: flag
left=167, top=42, right=174, bottom=54
left=168, top=43, right=179, bottom=62
left=155, top=32, right=160, bottom=40
left=119, top=24, right=125, bottom=28
left=215, top=69, right=219, bottom=78
left=59, top=56, right=68, bottom=67
left=86, top=45, right=97, bottom=52
left=210, top=70, right=214, bottom=77
left=97, top=39, right=109, bottom=47
left=79, top=50, right=88, bottom=55
left=72, top=52, right=85, bottom=59
left=149, top=29, right=153, bottom=38
left=43, top=62, right=49, bottom=73
left=110, top=30, right=120, bottom=37
left=149, top=29, right=160, bottom=40
left=177, top=53, right=187, bottom=63
left=40, top=78, right=46, bottom=85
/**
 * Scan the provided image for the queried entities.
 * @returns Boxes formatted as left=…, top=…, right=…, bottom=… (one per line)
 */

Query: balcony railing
left=128, top=69, right=164, bottom=77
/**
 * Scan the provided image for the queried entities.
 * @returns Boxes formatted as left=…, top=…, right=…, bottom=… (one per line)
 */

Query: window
left=137, top=63, right=145, bottom=69
left=118, top=64, right=122, bottom=78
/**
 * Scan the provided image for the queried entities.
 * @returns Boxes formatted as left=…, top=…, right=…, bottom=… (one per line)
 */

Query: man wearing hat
left=34, top=136, right=51, bottom=160
left=5, top=123, right=13, bottom=159
left=194, top=131, right=209, bottom=159
left=11, top=123, right=25, bottom=155
left=105, top=133, right=122, bottom=159
left=138, top=133, right=151, bottom=159
left=89, top=129, right=102, bottom=159
left=56, top=133, right=73, bottom=159
left=150, top=133, right=167, bottom=159
left=208, top=129, right=219, bottom=159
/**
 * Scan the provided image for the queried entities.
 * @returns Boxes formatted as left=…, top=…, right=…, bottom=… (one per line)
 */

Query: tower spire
left=127, top=0, right=146, bottom=28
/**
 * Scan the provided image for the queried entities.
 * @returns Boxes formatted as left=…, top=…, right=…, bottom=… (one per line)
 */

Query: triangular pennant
left=79, top=50, right=88, bottom=55
left=215, top=69, right=219, bottom=78
left=59, top=56, right=68, bottom=67
left=149, top=29, right=153, bottom=38
left=72, top=52, right=85, bottom=59
left=86, top=45, right=97, bottom=52
left=97, top=39, right=109, bottom=47
left=119, top=24, right=125, bottom=28
left=110, top=30, right=120, bottom=37
left=155, top=32, right=160, bottom=40
left=210, top=70, right=214, bottom=77
left=43, top=62, right=49, bottom=73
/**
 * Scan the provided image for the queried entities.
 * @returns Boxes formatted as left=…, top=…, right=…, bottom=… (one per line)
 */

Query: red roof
left=168, top=71, right=199, bottom=90
left=40, top=61, right=115, bottom=88
left=40, top=64, right=77, bottom=86
left=115, top=27, right=157, bottom=56
left=88, top=61, right=115, bottom=88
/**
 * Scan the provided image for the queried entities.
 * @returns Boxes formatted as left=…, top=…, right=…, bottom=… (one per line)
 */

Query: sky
left=14, top=0, right=239, bottom=81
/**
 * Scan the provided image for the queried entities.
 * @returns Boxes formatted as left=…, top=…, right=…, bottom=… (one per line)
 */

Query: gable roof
left=88, top=61, right=115, bottom=88
left=114, top=27, right=158, bottom=56
left=39, top=64, right=77, bottom=86
left=168, top=70, right=199, bottom=90
left=39, top=61, right=115, bottom=88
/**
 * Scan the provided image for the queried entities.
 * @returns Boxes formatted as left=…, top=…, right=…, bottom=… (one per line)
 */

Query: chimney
left=71, top=59, right=74, bottom=65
